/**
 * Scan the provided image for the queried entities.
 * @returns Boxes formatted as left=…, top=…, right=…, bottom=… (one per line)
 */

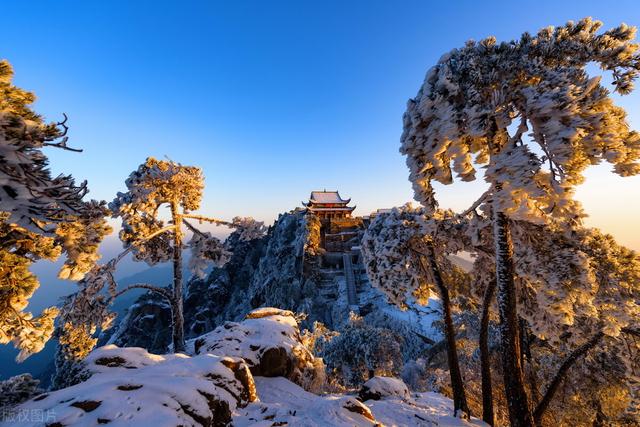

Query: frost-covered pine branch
left=0, top=60, right=110, bottom=361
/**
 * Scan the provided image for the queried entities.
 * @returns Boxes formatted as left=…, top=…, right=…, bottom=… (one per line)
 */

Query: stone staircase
left=342, top=253, right=358, bottom=310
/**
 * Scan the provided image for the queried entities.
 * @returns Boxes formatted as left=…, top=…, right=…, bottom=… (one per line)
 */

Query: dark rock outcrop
left=106, top=291, right=173, bottom=354
left=106, top=210, right=325, bottom=353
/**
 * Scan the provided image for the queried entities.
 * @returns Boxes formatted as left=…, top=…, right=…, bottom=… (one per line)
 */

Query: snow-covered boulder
left=187, top=307, right=324, bottom=391
left=359, top=376, right=411, bottom=401
left=2, top=345, right=256, bottom=427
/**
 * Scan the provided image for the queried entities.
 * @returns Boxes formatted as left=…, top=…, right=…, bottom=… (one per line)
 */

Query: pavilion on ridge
left=302, top=190, right=356, bottom=220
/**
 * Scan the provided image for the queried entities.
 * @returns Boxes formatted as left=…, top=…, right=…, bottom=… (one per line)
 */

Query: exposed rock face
left=7, top=346, right=256, bottom=427
left=245, top=211, right=324, bottom=326
left=359, top=376, right=411, bottom=401
left=187, top=307, right=324, bottom=392
left=106, top=291, right=173, bottom=354
left=103, top=229, right=267, bottom=355
left=106, top=210, right=327, bottom=354
left=187, top=211, right=327, bottom=330
left=184, top=230, right=268, bottom=336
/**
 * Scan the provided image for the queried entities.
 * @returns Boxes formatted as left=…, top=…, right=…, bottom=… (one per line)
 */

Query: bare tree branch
left=111, top=283, right=172, bottom=301
left=458, top=188, right=492, bottom=217
left=183, top=218, right=207, bottom=237
left=42, top=113, right=84, bottom=152
left=110, top=225, right=175, bottom=267
left=182, top=213, right=233, bottom=227
left=507, top=114, right=528, bottom=147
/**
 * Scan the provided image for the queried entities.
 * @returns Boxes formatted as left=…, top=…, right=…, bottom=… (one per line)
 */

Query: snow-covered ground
left=4, top=352, right=485, bottom=427
left=235, top=376, right=485, bottom=426
left=2, top=308, right=486, bottom=427
left=234, top=376, right=375, bottom=426
left=367, top=392, right=485, bottom=427
left=1, top=346, right=255, bottom=427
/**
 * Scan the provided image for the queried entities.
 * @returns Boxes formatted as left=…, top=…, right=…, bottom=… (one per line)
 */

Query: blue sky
left=2, top=0, right=640, bottom=249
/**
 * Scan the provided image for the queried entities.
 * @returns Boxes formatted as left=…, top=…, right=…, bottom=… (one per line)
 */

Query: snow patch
left=234, top=377, right=485, bottom=427
left=234, top=376, right=375, bottom=427
left=367, top=392, right=486, bottom=427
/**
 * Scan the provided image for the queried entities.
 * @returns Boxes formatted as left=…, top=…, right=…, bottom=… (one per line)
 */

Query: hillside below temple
left=302, top=190, right=366, bottom=314
left=99, top=192, right=441, bottom=358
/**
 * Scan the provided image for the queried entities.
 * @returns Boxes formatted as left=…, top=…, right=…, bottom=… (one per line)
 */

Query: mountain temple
left=302, top=190, right=363, bottom=256
left=302, top=190, right=356, bottom=220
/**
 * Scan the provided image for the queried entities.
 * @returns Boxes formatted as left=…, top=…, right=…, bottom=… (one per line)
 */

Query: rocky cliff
left=105, top=209, right=440, bottom=374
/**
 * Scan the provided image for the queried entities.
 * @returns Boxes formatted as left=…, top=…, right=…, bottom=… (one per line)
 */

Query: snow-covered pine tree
left=401, top=18, right=640, bottom=426
left=0, top=60, right=111, bottom=361
left=0, top=373, right=43, bottom=411
left=523, top=226, right=640, bottom=425
left=421, top=210, right=640, bottom=424
left=321, top=313, right=404, bottom=388
left=361, top=204, right=471, bottom=418
left=59, top=157, right=267, bottom=358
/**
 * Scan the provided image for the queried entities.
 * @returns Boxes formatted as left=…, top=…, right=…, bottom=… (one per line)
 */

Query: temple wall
left=326, top=217, right=362, bottom=233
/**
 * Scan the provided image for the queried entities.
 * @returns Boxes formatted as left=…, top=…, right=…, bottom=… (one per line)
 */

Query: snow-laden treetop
left=401, top=18, right=640, bottom=225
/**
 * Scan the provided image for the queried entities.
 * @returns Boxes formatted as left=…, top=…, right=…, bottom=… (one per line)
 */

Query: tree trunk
left=519, top=318, right=529, bottom=368
left=422, top=243, right=470, bottom=419
left=533, top=331, right=605, bottom=424
left=592, top=401, right=606, bottom=427
left=171, top=202, right=186, bottom=353
left=480, top=276, right=496, bottom=426
left=493, top=210, right=534, bottom=426
left=520, top=319, right=540, bottom=407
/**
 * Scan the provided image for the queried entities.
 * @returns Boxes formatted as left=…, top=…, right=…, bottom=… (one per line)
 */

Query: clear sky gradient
left=2, top=0, right=639, bottom=250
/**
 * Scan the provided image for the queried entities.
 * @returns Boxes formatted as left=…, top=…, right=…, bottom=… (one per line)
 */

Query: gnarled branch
left=458, top=187, right=492, bottom=217
left=42, top=113, right=84, bottom=152
left=183, top=218, right=207, bottom=237
left=182, top=213, right=233, bottom=227
left=111, top=283, right=172, bottom=302
left=110, top=225, right=175, bottom=266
